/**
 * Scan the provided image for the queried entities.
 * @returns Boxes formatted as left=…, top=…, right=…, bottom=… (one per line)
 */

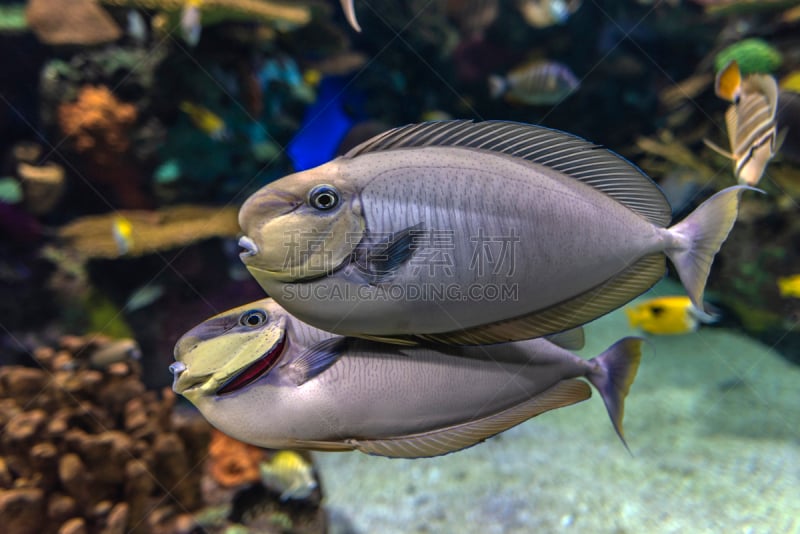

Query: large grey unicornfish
left=171, top=298, right=642, bottom=459
left=238, top=120, right=748, bottom=345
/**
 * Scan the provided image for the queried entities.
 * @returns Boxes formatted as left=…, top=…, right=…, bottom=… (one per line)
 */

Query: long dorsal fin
left=344, top=120, right=672, bottom=227
left=348, top=379, right=591, bottom=458
left=415, top=253, right=665, bottom=346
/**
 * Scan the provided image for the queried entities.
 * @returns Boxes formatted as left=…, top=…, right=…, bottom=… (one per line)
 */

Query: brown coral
left=0, top=336, right=213, bottom=534
left=57, top=205, right=240, bottom=259
left=207, top=429, right=265, bottom=488
left=1, top=336, right=328, bottom=533
left=57, top=86, right=136, bottom=165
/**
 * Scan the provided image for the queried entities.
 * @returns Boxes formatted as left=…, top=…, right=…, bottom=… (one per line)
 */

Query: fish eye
left=308, top=184, right=339, bottom=211
left=239, top=309, right=268, bottom=327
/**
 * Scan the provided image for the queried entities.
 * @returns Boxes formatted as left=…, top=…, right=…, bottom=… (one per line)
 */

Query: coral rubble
left=0, top=335, right=210, bottom=534
left=0, top=334, right=329, bottom=533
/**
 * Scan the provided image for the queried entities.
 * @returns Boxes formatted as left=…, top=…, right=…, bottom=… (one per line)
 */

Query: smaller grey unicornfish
left=171, top=298, right=642, bottom=459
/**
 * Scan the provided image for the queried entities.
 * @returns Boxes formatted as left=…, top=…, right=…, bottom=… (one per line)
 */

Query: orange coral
left=207, top=429, right=265, bottom=488
left=57, top=85, right=137, bottom=165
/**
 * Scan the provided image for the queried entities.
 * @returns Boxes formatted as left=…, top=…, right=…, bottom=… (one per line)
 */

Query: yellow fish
left=705, top=60, right=784, bottom=186
left=625, top=296, right=713, bottom=336
left=779, top=71, right=800, bottom=94
left=777, top=275, right=800, bottom=298
left=259, top=450, right=317, bottom=501
left=179, top=101, right=229, bottom=141
left=112, top=216, right=134, bottom=256
left=303, top=68, right=322, bottom=88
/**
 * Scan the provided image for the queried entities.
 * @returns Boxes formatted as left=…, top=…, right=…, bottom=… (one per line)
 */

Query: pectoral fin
left=348, top=379, right=591, bottom=458
left=284, top=337, right=348, bottom=385
left=354, top=223, right=423, bottom=284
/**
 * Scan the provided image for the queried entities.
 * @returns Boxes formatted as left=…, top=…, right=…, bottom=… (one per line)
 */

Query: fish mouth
left=239, top=236, right=259, bottom=259
left=216, top=331, right=287, bottom=396
left=169, top=361, right=190, bottom=393
left=170, top=361, right=209, bottom=395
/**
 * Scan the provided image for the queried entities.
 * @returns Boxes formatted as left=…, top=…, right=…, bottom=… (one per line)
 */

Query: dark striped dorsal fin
left=344, top=120, right=672, bottom=227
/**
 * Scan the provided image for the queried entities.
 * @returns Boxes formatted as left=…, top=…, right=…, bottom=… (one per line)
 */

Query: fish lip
left=170, top=361, right=196, bottom=394
left=238, top=235, right=259, bottom=259
left=169, top=361, right=186, bottom=376
left=215, top=330, right=287, bottom=396
left=172, top=371, right=210, bottom=396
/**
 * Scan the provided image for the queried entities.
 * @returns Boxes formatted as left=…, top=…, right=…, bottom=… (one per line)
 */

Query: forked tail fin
left=586, top=337, right=643, bottom=452
left=666, top=185, right=755, bottom=314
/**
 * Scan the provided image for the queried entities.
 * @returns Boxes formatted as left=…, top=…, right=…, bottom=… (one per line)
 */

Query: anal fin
left=349, top=379, right=591, bottom=458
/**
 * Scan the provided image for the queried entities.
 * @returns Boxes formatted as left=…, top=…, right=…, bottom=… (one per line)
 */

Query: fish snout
left=239, top=236, right=259, bottom=258
left=169, top=361, right=186, bottom=376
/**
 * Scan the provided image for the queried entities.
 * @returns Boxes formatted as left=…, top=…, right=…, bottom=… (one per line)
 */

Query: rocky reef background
left=0, top=334, right=326, bottom=534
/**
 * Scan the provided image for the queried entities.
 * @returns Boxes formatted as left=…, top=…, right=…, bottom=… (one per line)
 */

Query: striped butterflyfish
left=705, top=60, right=785, bottom=186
